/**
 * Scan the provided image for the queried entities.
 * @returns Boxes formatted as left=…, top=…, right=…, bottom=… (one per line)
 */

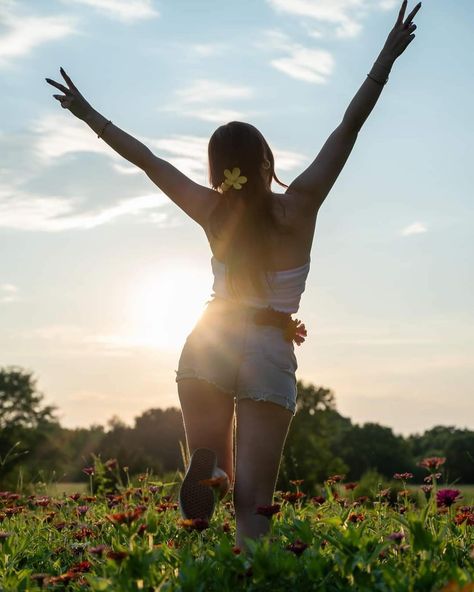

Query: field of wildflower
left=1, top=456, right=473, bottom=591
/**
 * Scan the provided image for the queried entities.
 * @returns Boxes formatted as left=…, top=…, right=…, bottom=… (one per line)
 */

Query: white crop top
left=209, top=255, right=311, bottom=314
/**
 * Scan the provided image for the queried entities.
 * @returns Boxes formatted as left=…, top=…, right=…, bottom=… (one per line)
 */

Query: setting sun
left=126, top=260, right=212, bottom=350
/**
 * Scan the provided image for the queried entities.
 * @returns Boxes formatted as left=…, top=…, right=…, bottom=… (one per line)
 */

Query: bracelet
left=97, top=119, right=112, bottom=139
left=367, top=73, right=386, bottom=85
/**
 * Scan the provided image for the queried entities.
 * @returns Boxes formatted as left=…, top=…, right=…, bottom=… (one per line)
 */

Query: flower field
left=0, top=457, right=473, bottom=591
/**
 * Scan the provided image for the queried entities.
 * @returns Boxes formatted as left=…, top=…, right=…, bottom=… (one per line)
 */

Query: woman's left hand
left=45, top=67, right=94, bottom=121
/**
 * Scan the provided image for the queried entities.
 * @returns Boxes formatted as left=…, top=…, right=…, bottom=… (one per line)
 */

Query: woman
left=46, top=0, right=421, bottom=552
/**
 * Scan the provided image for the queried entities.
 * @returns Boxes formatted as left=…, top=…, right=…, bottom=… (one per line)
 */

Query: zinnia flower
left=178, top=518, right=209, bottom=531
left=393, top=472, right=413, bottom=480
left=436, top=488, right=462, bottom=508
left=418, top=457, right=446, bottom=471
left=286, top=539, right=309, bottom=556
left=282, top=491, right=306, bottom=504
left=255, top=504, right=281, bottom=518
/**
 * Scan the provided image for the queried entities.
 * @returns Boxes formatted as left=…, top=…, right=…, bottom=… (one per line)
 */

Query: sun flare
left=126, top=261, right=212, bottom=350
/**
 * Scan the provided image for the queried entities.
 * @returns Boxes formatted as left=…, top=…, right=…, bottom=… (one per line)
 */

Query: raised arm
left=287, top=0, right=421, bottom=216
left=45, top=68, right=217, bottom=228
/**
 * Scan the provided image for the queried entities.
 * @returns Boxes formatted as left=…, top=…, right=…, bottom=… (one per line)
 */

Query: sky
left=1, top=0, right=473, bottom=437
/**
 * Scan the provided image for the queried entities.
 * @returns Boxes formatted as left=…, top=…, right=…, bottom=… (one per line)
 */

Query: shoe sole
left=179, top=448, right=217, bottom=520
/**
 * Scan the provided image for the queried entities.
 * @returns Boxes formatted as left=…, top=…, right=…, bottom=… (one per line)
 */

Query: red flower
left=311, top=495, right=326, bottom=505
left=454, top=511, right=474, bottom=526
left=326, top=474, right=345, bottom=485
left=104, top=458, right=118, bottom=470
left=348, top=512, right=365, bottom=523
left=69, top=560, right=91, bottom=573
left=289, top=479, right=304, bottom=486
left=82, top=466, right=94, bottom=476
left=107, top=550, right=128, bottom=562
left=281, top=491, right=306, bottom=504
left=344, top=482, right=358, bottom=491
left=393, top=472, right=413, bottom=480
left=255, top=504, right=281, bottom=518
left=106, top=507, right=145, bottom=525
left=286, top=539, right=309, bottom=555
left=418, top=457, right=446, bottom=471
left=178, top=518, right=209, bottom=531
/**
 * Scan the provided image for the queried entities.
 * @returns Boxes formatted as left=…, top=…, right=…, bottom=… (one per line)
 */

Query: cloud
left=0, top=183, right=170, bottom=231
left=0, top=283, right=20, bottom=304
left=174, top=79, right=254, bottom=104
left=401, top=222, right=427, bottom=236
left=31, top=114, right=117, bottom=165
left=187, top=43, right=228, bottom=58
left=0, top=2, right=78, bottom=69
left=260, top=30, right=335, bottom=84
left=59, top=0, right=159, bottom=23
left=161, top=79, right=255, bottom=123
left=266, top=0, right=398, bottom=39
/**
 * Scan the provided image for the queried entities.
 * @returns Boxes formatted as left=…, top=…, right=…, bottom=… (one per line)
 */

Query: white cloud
left=32, top=114, right=117, bottom=165
left=111, top=163, right=143, bottom=175
left=401, top=222, right=427, bottom=236
left=60, top=0, right=159, bottom=23
left=272, top=149, right=308, bottom=172
left=271, top=47, right=335, bottom=83
left=261, top=30, right=335, bottom=84
left=162, top=79, right=254, bottom=123
left=266, top=0, right=398, bottom=39
left=0, top=184, right=169, bottom=231
left=188, top=43, right=226, bottom=58
left=161, top=106, right=248, bottom=124
left=174, top=79, right=254, bottom=104
left=0, top=3, right=78, bottom=69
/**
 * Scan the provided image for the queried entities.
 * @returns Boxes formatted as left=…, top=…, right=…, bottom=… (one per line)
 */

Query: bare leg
left=233, top=398, right=293, bottom=551
left=177, top=377, right=235, bottom=496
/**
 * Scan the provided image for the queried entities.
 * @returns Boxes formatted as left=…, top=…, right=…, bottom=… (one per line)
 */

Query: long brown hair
left=207, top=121, right=294, bottom=299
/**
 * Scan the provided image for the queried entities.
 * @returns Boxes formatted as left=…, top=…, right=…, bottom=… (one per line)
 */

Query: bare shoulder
left=272, top=189, right=317, bottom=227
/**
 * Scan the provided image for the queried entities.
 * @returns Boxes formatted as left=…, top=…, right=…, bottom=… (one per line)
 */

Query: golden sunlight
left=126, top=260, right=212, bottom=350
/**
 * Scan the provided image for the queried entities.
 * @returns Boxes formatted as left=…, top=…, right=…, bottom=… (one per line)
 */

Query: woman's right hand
left=378, top=0, right=421, bottom=64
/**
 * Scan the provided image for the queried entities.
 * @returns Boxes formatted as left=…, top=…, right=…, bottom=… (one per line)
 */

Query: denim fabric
left=174, top=297, right=298, bottom=415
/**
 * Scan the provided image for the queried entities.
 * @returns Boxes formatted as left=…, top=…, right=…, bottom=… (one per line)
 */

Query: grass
left=0, top=460, right=473, bottom=591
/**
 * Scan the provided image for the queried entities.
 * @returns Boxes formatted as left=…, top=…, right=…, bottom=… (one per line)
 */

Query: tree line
left=1, top=365, right=473, bottom=491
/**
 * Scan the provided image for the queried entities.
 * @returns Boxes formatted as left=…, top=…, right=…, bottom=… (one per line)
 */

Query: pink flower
left=436, top=488, right=462, bottom=508
left=418, top=457, right=446, bottom=471
left=393, top=472, right=413, bottom=480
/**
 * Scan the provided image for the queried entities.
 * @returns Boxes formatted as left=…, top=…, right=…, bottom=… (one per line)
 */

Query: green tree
left=279, top=380, right=349, bottom=493
left=333, top=422, right=415, bottom=481
left=0, top=365, right=58, bottom=484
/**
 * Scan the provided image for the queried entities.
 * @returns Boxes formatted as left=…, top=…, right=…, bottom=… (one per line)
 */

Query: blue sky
left=1, top=0, right=472, bottom=436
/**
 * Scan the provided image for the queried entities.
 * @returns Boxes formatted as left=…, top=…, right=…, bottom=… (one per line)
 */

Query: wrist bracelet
left=97, top=119, right=112, bottom=139
left=367, top=73, right=386, bottom=85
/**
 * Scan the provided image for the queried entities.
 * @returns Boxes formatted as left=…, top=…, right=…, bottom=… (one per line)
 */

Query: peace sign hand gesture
left=380, top=0, right=421, bottom=63
left=45, top=67, right=94, bottom=121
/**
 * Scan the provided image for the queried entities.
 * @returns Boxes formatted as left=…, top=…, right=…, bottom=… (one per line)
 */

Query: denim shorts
left=175, top=297, right=299, bottom=415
